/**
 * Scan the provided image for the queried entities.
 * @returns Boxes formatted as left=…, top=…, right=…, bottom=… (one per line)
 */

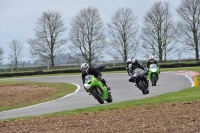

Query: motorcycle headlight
left=133, top=74, right=137, bottom=78
left=84, top=84, right=91, bottom=89
left=151, top=68, right=157, bottom=72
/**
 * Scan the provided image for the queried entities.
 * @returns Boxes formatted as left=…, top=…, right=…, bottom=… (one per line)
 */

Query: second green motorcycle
left=148, top=63, right=160, bottom=86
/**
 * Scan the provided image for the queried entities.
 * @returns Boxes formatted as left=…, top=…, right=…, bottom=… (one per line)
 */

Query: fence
left=0, top=60, right=199, bottom=73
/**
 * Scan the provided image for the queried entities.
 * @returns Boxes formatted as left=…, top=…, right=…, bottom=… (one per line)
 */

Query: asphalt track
left=0, top=72, right=193, bottom=120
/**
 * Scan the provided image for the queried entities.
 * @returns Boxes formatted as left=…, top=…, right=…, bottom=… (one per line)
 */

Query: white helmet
left=149, top=55, right=154, bottom=62
left=81, top=63, right=89, bottom=73
left=127, top=59, right=131, bottom=63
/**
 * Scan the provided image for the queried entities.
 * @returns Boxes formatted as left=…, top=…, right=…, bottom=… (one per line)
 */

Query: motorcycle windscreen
left=85, top=75, right=93, bottom=82
left=150, top=64, right=157, bottom=69
left=134, top=68, right=146, bottom=77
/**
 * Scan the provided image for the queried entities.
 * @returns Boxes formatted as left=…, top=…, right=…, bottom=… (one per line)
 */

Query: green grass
left=159, top=66, right=200, bottom=72
left=0, top=66, right=200, bottom=121
left=0, top=80, right=77, bottom=112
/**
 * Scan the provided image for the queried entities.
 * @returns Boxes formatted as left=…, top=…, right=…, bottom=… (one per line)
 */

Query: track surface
left=0, top=72, right=192, bottom=120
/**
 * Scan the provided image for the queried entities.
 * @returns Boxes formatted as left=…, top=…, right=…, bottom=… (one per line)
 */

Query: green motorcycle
left=84, top=75, right=113, bottom=104
left=148, top=64, right=160, bottom=86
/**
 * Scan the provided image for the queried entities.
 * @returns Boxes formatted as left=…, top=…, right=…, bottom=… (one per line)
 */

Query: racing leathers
left=146, top=60, right=160, bottom=73
left=81, top=67, right=111, bottom=92
left=147, top=60, right=158, bottom=68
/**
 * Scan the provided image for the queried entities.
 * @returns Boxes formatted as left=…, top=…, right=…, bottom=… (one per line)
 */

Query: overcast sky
left=0, top=0, right=182, bottom=63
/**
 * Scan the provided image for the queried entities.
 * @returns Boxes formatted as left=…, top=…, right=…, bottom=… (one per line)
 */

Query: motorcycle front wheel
left=138, top=81, right=147, bottom=95
left=106, top=93, right=113, bottom=103
left=152, top=75, right=157, bottom=86
left=92, top=88, right=104, bottom=104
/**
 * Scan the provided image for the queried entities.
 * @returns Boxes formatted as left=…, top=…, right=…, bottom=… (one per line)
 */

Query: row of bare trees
left=141, top=0, right=200, bottom=62
left=27, top=7, right=141, bottom=67
left=176, top=0, right=200, bottom=61
left=1, top=0, right=199, bottom=68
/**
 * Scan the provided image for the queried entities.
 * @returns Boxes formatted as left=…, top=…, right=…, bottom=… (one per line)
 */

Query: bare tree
left=0, top=47, right=4, bottom=64
left=71, top=53, right=83, bottom=66
left=107, top=7, right=139, bottom=63
left=28, top=10, right=67, bottom=67
left=176, top=0, right=200, bottom=61
left=9, top=40, right=23, bottom=69
left=69, top=7, right=106, bottom=66
left=141, top=1, right=176, bottom=62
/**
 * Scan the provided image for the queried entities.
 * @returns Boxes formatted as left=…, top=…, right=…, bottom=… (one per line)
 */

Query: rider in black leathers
left=81, top=63, right=111, bottom=93
left=147, top=55, right=158, bottom=68
left=128, top=58, right=149, bottom=88
left=146, top=55, right=160, bottom=73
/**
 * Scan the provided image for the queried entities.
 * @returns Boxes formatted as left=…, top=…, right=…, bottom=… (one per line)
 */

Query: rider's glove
left=128, top=73, right=132, bottom=76
left=129, top=77, right=134, bottom=82
left=97, top=76, right=102, bottom=80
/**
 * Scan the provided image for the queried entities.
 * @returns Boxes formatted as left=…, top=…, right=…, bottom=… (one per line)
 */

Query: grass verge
left=0, top=80, right=77, bottom=112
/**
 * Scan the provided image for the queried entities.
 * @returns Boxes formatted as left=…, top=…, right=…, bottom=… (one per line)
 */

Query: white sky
left=0, top=0, right=182, bottom=63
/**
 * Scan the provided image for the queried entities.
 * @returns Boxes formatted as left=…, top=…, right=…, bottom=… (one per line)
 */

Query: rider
left=128, top=58, right=149, bottom=87
left=147, top=55, right=158, bottom=68
left=81, top=63, right=111, bottom=93
left=125, top=58, right=132, bottom=76
left=147, top=55, right=160, bottom=73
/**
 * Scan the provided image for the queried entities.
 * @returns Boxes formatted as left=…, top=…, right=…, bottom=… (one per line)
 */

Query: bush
left=13, top=72, right=24, bottom=76
left=23, top=72, right=34, bottom=76
left=51, top=70, right=63, bottom=74
left=33, top=70, right=43, bottom=75
left=2, top=73, right=13, bottom=77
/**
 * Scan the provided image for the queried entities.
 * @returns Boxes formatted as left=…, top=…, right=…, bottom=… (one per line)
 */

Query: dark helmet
left=81, top=63, right=89, bottom=73
left=132, top=58, right=138, bottom=65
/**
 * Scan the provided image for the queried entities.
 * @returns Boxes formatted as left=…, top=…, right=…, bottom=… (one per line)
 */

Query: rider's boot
left=129, top=77, right=134, bottom=82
